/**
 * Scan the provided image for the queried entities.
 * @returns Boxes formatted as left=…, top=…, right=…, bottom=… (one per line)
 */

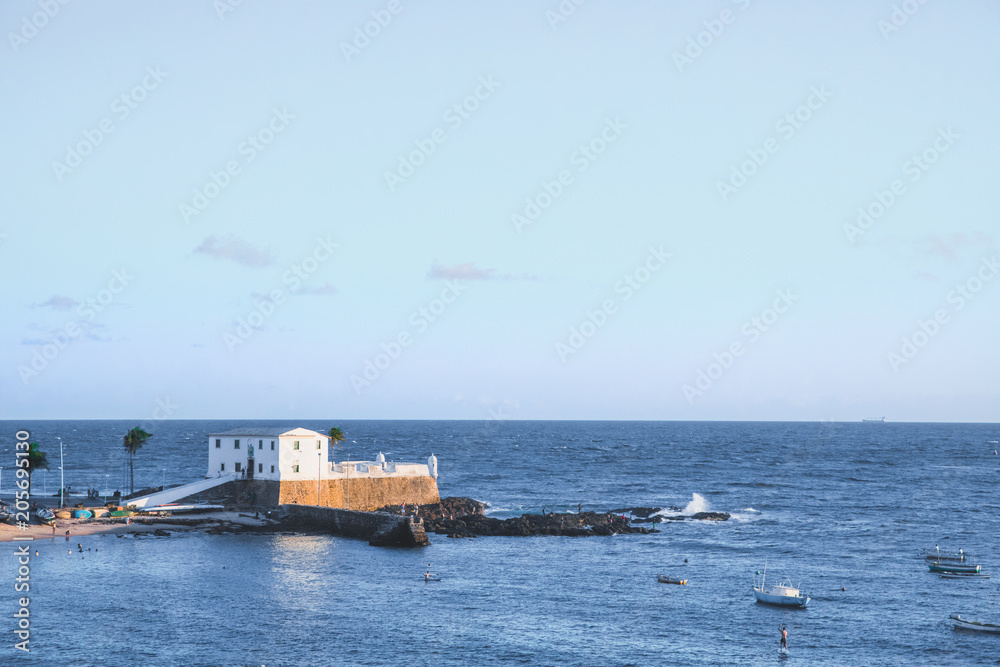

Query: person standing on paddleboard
left=779, top=625, right=788, bottom=651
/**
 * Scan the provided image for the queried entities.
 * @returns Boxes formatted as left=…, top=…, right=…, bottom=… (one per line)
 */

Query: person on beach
left=779, top=625, right=788, bottom=651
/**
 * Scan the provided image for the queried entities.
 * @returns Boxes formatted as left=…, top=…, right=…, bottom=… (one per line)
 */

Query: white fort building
left=203, top=427, right=440, bottom=509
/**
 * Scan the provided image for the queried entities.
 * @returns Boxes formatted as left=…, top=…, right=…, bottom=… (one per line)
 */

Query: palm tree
left=122, top=427, right=152, bottom=496
left=328, top=427, right=347, bottom=508
left=328, top=427, right=346, bottom=450
left=25, top=443, right=49, bottom=494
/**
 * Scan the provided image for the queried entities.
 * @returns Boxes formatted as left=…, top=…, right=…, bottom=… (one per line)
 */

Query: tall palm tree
left=25, top=443, right=49, bottom=495
left=122, top=427, right=152, bottom=496
left=328, top=427, right=346, bottom=450
left=328, top=427, right=347, bottom=508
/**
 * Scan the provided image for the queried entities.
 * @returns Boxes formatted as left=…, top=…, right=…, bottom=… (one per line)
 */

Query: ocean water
left=2, top=420, right=999, bottom=666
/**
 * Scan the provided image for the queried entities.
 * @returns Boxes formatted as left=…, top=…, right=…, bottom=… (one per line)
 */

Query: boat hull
left=929, top=563, right=980, bottom=574
left=753, top=589, right=809, bottom=607
left=658, top=576, right=687, bottom=585
left=951, top=616, right=1000, bottom=633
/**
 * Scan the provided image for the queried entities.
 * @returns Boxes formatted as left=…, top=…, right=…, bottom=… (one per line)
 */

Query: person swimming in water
left=779, top=625, right=788, bottom=651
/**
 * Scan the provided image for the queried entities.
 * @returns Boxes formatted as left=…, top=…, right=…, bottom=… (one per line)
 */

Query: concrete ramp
left=127, top=474, right=236, bottom=509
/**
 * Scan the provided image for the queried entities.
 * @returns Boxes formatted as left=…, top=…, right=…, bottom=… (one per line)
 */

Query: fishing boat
left=929, top=562, right=981, bottom=574
left=862, top=417, right=886, bottom=423
left=950, top=615, right=1000, bottom=633
left=925, top=547, right=974, bottom=563
left=73, top=510, right=93, bottom=519
left=657, top=575, right=688, bottom=585
left=753, top=561, right=809, bottom=607
left=939, top=572, right=991, bottom=580
left=0, top=511, right=14, bottom=524
left=36, top=508, right=56, bottom=526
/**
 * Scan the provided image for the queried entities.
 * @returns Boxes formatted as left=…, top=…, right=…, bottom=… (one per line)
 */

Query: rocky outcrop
left=610, top=507, right=731, bottom=523
left=280, top=504, right=429, bottom=546
left=376, top=498, right=658, bottom=538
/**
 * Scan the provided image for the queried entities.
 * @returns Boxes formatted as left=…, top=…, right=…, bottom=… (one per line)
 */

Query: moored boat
left=0, top=511, right=14, bottom=524
left=753, top=561, right=809, bottom=607
left=939, top=572, right=991, bottom=579
left=929, top=562, right=981, bottom=574
left=73, top=509, right=92, bottom=519
left=657, top=575, right=687, bottom=585
left=925, top=546, right=974, bottom=563
left=950, top=615, right=1000, bottom=633
left=36, top=508, right=56, bottom=525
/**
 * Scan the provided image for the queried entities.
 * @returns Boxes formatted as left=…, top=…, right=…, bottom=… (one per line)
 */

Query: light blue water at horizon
left=2, top=420, right=998, bottom=665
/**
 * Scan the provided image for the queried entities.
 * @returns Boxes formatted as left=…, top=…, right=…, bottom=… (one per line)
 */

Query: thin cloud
left=33, top=295, right=78, bottom=310
left=915, top=231, right=993, bottom=261
left=295, top=283, right=338, bottom=296
left=194, top=235, right=275, bottom=268
left=427, top=261, right=538, bottom=281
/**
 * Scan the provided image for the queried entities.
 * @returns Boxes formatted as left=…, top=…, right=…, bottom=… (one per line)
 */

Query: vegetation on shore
left=122, top=427, right=152, bottom=495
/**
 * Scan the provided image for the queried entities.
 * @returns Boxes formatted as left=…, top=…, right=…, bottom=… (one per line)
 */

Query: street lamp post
left=104, top=475, right=109, bottom=504
left=317, top=451, right=321, bottom=506
left=57, top=437, right=64, bottom=509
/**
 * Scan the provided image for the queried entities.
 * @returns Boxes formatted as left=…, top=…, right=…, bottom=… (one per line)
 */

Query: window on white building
left=270, top=465, right=275, bottom=473
left=293, top=441, right=300, bottom=450
left=235, top=462, right=242, bottom=472
left=293, top=465, right=300, bottom=473
left=215, top=439, right=220, bottom=448
left=220, top=463, right=225, bottom=471
left=271, top=441, right=275, bottom=450
left=258, top=463, right=263, bottom=473
left=316, top=440, right=321, bottom=449
left=258, top=439, right=263, bottom=447
left=234, top=439, right=240, bottom=449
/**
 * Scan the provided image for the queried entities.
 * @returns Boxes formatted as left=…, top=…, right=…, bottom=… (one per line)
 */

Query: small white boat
left=657, top=575, right=687, bottom=585
left=753, top=560, right=809, bottom=607
left=950, top=615, right=1000, bottom=633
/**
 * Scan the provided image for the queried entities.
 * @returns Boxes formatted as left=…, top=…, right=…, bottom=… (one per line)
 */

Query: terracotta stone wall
left=278, top=476, right=440, bottom=510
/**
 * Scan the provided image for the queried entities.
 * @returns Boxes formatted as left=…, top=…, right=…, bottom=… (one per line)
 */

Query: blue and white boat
left=753, top=561, right=810, bottom=607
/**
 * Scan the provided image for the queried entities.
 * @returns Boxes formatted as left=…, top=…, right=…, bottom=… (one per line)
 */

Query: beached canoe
left=36, top=508, right=56, bottom=525
left=73, top=510, right=93, bottom=519
left=657, top=575, right=687, bottom=585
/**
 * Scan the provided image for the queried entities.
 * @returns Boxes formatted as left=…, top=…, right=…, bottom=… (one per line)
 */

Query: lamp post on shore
left=317, top=451, right=321, bottom=506
left=0, top=467, right=3, bottom=502
left=57, top=437, right=64, bottom=508
left=104, top=475, right=109, bottom=503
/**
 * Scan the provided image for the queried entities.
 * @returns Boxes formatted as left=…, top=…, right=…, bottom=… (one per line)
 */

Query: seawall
left=280, top=504, right=429, bottom=547
left=172, top=476, right=440, bottom=510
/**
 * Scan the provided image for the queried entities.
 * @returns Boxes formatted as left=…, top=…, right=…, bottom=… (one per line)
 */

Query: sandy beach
left=0, top=511, right=272, bottom=543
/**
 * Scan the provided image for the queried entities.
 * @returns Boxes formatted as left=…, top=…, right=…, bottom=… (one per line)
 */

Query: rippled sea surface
left=2, top=420, right=998, bottom=666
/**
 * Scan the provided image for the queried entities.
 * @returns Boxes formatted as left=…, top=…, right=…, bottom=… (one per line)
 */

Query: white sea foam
left=681, top=493, right=708, bottom=515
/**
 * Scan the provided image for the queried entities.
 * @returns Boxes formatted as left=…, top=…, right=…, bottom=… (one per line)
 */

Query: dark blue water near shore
left=2, top=420, right=999, bottom=666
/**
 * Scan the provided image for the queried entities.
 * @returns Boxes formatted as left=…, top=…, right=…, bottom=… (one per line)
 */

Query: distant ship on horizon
left=862, top=417, right=886, bottom=423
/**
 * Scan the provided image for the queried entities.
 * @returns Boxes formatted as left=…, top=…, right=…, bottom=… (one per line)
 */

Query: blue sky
left=2, top=1, right=997, bottom=421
